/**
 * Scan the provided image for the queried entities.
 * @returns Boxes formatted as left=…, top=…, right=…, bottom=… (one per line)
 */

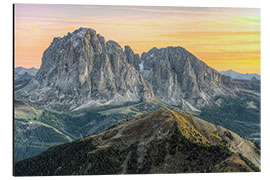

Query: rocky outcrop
left=124, top=45, right=140, bottom=71
left=140, top=47, right=238, bottom=111
left=15, top=28, right=154, bottom=111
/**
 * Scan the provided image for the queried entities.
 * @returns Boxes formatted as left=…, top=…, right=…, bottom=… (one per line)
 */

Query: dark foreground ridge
left=14, top=109, right=260, bottom=176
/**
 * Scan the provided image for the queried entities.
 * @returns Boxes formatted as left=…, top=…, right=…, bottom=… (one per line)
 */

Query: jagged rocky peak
left=124, top=45, right=140, bottom=71
left=16, top=27, right=154, bottom=111
left=140, top=46, right=236, bottom=111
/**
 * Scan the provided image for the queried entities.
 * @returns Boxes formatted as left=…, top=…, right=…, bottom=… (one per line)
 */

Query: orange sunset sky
left=14, top=4, right=260, bottom=74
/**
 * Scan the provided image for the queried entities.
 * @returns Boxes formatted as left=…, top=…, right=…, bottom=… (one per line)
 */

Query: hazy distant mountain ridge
left=15, top=67, right=38, bottom=81
left=220, top=69, right=260, bottom=80
left=14, top=67, right=39, bottom=91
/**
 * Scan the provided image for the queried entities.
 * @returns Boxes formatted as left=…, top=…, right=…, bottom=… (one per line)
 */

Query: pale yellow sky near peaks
left=14, top=4, right=260, bottom=74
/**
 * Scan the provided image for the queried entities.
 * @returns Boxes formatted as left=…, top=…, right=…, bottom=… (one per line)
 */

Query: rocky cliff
left=140, top=47, right=240, bottom=111
left=15, top=28, right=154, bottom=111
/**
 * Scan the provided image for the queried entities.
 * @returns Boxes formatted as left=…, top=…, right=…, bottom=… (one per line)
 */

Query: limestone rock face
left=124, top=45, right=140, bottom=71
left=140, top=47, right=237, bottom=111
left=15, top=28, right=154, bottom=111
left=15, top=27, right=259, bottom=112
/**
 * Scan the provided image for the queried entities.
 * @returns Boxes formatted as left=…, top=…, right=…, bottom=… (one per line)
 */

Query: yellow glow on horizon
left=14, top=5, right=260, bottom=74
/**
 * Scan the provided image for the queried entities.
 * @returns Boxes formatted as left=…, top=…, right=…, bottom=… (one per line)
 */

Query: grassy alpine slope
left=14, top=109, right=260, bottom=176
left=14, top=94, right=260, bottom=162
left=198, top=91, right=260, bottom=142
left=14, top=99, right=185, bottom=162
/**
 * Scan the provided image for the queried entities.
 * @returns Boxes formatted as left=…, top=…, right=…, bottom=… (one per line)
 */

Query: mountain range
left=15, top=28, right=259, bottom=113
left=14, top=27, right=261, bottom=174
left=14, top=67, right=38, bottom=90
left=15, top=67, right=38, bottom=81
left=220, top=69, right=260, bottom=80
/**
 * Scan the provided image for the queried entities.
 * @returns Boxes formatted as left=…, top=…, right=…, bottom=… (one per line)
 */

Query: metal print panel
left=13, top=4, right=260, bottom=176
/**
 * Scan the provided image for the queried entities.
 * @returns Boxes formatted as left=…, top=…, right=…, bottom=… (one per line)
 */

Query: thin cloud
left=109, top=6, right=217, bottom=16
left=221, top=14, right=260, bottom=23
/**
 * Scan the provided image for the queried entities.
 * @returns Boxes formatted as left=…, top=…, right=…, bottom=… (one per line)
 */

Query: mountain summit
left=15, top=28, right=154, bottom=111
left=140, top=47, right=239, bottom=111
